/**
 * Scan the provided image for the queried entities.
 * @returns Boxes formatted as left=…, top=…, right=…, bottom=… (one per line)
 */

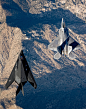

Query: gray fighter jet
left=48, top=18, right=80, bottom=60
left=5, top=50, right=37, bottom=96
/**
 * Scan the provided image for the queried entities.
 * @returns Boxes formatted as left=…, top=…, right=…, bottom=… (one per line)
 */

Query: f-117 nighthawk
left=5, top=50, right=37, bottom=96
left=48, top=18, right=80, bottom=60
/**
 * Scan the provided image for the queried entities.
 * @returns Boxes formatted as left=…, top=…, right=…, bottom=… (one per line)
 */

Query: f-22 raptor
left=48, top=18, right=80, bottom=60
left=5, top=50, right=37, bottom=96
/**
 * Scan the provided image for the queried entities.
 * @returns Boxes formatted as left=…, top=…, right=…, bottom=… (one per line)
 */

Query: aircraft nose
left=61, top=18, right=65, bottom=28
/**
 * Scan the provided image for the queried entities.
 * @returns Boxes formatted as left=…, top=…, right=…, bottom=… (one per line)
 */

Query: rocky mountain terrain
left=0, top=0, right=86, bottom=109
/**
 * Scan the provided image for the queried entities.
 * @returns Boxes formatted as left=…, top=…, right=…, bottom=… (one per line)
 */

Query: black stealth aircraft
left=5, top=50, right=37, bottom=96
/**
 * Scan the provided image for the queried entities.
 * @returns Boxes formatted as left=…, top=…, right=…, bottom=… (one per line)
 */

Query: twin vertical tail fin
left=21, top=83, right=24, bottom=96
left=16, top=82, right=26, bottom=96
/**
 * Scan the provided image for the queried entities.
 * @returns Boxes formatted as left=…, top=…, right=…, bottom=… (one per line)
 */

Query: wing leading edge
left=5, top=64, right=15, bottom=89
left=48, top=37, right=61, bottom=51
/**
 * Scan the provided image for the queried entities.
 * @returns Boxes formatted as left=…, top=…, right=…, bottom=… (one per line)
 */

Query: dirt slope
left=0, top=0, right=86, bottom=109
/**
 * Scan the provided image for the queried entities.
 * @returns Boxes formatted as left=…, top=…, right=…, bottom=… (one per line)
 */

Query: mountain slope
left=0, top=0, right=86, bottom=109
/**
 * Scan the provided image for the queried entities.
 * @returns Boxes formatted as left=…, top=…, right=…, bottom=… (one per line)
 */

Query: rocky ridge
left=0, top=0, right=86, bottom=109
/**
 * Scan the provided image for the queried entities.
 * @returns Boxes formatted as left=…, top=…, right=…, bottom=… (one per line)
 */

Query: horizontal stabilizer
left=54, top=51, right=61, bottom=60
left=69, top=52, right=76, bottom=60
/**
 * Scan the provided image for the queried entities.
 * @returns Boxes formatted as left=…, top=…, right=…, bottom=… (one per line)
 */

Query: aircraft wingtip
left=5, top=84, right=8, bottom=89
left=34, top=84, right=37, bottom=89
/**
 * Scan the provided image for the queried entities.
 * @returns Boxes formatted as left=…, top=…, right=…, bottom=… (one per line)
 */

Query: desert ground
left=0, top=0, right=86, bottom=109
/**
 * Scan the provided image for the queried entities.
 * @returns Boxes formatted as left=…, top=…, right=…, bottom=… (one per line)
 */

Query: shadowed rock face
left=0, top=0, right=86, bottom=109
left=1, top=0, right=85, bottom=34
